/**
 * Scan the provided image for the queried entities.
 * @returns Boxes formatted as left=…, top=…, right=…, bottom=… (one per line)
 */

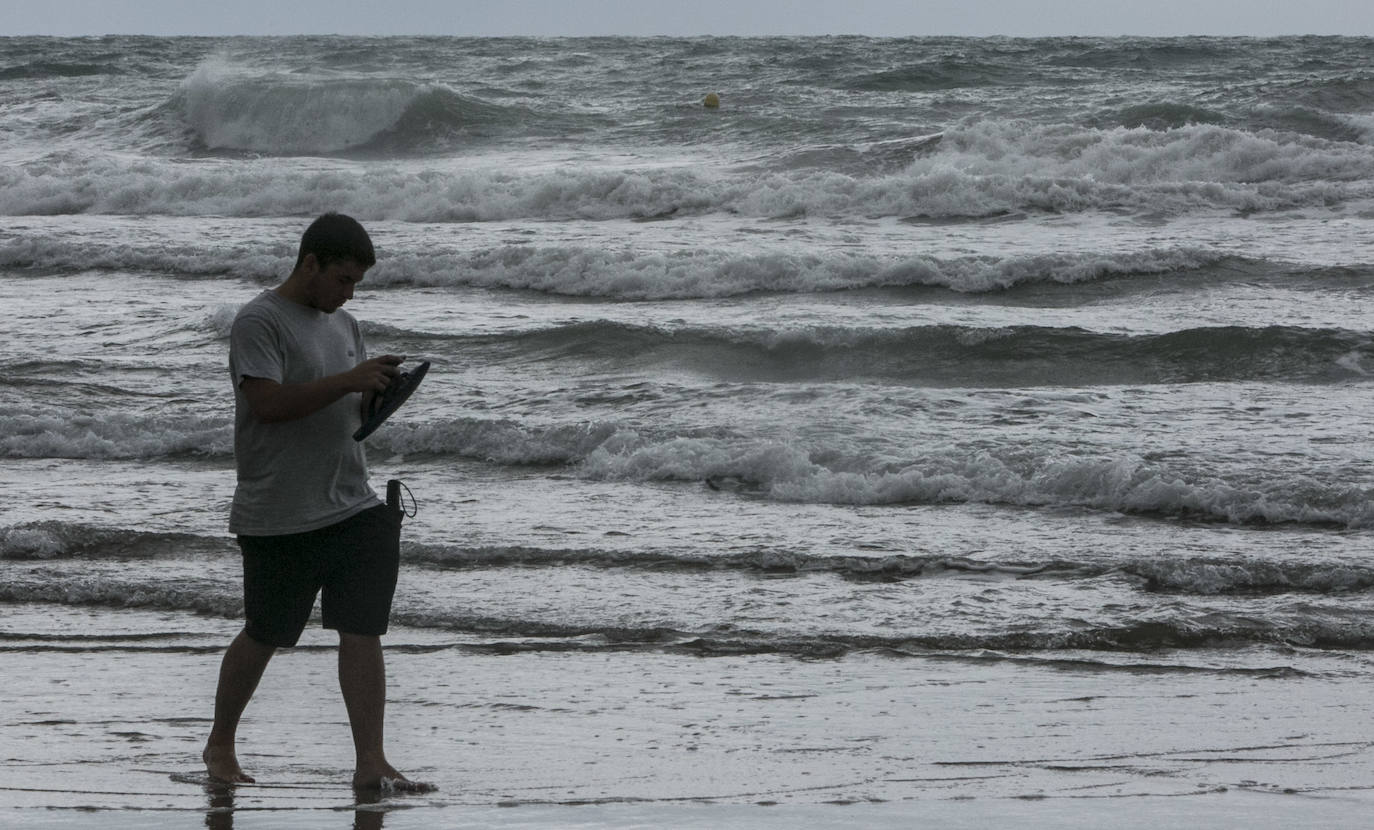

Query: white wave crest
left=0, top=526, right=65, bottom=559
left=4, top=404, right=1366, bottom=526
left=381, top=418, right=627, bottom=465
left=203, top=304, right=242, bottom=338
left=1, top=231, right=1226, bottom=299
left=578, top=435, right=1374, bottom=527
left=379, top=419, right=1374, bottom=528
left=1338, top=112, right=1374, bottom=144
left=0, top=412, right=231, bottom=459
left=5, top=120, right=1374, bottom=221
left=0, top=231, right=286, bottom=279
left=372, top=244, right=1224, bottom=298
left=182, top=58, right=421, bottom=154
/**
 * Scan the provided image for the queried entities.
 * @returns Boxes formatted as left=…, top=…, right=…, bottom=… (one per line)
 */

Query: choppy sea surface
left=3, top=35, right=1374, bottom=811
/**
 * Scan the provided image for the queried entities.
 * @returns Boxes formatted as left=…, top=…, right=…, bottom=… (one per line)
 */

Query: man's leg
left=204, top=628, right=276, bottom=783
left=330, top=508, right=431, bottom=791
left=339, top=632, right=434, bottom=790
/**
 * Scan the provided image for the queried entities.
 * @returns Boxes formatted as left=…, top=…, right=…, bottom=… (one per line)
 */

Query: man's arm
left=241, top=355, right=403, bottom=424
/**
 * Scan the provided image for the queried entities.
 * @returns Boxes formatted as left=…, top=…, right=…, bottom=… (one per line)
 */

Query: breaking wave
left=0, top=232, right=1234, bottom=298
left=6, top=120, right=1374, bottom=219
left=0, top=522, right=220, bottom=560
left=4, top=406, right=1370, bottom=527
left=382, top=417, right=1374, bottom=527
left=0, top=411, right=231, bottom=459
left=439, top=321, right=1374, bottom=385
left=179, top=58, right=554, bottom=155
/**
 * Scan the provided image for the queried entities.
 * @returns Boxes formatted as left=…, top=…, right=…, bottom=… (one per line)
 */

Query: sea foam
left=0, top=412, right=231, bottom=459
left=368, top=244, right=1227, bottom=298
left=0, top=231, right=1232, bottom=298
left=379, top=419, right=1374, bottom=528
left=4, top=399, right=1370, bottom=528
left=5, top=120, right=1373, bottom=221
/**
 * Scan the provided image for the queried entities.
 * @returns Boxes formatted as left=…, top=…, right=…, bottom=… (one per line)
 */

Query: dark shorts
left=238, top=504, right=401, bottom=648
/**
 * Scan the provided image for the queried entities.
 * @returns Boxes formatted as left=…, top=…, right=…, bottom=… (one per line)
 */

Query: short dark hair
left=294, top=212, right=375, bottom=270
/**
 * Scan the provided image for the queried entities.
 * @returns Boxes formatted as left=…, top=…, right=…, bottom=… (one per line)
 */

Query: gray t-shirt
left=228, top=290, right=379, bottom=535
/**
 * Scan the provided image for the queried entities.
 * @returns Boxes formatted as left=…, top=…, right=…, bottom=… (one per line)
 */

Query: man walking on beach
left=204, top=212, right=429, bottom=792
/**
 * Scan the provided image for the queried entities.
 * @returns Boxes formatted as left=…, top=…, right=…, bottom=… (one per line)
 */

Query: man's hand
left=240, top=355, right=407, bottom=424
left=345, top=355, right=405, bottom=394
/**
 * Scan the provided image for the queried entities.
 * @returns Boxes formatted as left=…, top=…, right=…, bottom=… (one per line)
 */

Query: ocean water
left=3, top=35, right=1374, bottom=815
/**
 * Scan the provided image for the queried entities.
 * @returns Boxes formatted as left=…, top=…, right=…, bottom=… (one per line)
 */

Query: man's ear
left=300, top=252, right=320, bottom=275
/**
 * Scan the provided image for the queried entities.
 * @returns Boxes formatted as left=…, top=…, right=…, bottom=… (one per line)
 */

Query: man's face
left=305, top=256, right=368, bottom=314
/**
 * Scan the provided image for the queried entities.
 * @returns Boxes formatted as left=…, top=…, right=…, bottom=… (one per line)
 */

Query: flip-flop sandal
left=353, top=360, right=430, bottom=441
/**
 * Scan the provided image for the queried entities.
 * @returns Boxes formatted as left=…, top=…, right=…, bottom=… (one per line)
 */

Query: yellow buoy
left=703, top=92, right=720, bottom=109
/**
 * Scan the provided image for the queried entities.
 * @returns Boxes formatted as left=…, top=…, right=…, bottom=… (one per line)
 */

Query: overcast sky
left=7, top=0, right=1374, bottom=37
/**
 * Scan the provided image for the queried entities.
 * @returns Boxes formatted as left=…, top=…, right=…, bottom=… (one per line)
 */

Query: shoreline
left=3, top=614, right=1371, bottom=825
left=3, top=792, right=1368, bottom=830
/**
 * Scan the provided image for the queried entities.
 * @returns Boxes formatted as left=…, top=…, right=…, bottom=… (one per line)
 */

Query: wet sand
left=2, top=607, right=1371, bottom=827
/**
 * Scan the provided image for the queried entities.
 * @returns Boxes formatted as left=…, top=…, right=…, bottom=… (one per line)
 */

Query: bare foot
left=203, top=745, right=255, bottom=784
left=353, top=762, right=435, bottom=793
